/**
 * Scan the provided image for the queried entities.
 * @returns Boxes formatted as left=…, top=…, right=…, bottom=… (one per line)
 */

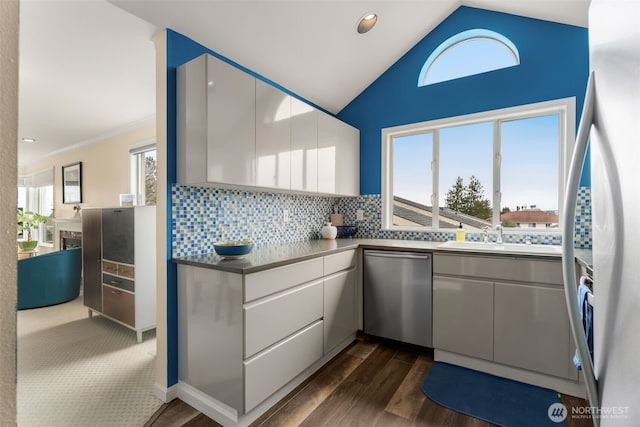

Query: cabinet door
left=102, top=286, right=135, bottom=327
left=244, top=320, right=323, bottom=413
left=102, top=208, right=134, bottom=264
left=317, top=111, right=359, bottom=196
left=82, top=209, right=102, bottom=311
left=290, top=98, right=318, bottom=192
left=244, top=280, right=323, bottom=358
left=255, top=80, right=291, bottom=189
left=494, top=283, right=571, bottom=378
left=323, top=269, right=356, bottom=353
left=433, top=276, right=494, bottom=360
left=207, top=55, right=256, bottom=187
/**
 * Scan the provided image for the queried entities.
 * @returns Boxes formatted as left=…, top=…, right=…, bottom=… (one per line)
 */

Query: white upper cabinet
left=206, top=55, right=256, bottom=187
left=178, top=53, right=359, bottom=196
left=290, top=98, right=318, bottom=192
left=255, top=80, right=291, bottom=190
left=317, top=110, right=360, bottom=196
left=178, top=54, right=256, bottom=187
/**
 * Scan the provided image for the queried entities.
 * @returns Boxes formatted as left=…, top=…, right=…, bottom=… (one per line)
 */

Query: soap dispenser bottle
left=456, top=223, right=466, bottom=241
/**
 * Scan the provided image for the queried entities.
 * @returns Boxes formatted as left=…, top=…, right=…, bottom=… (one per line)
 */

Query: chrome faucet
left=495, top=223, right=503, bottom=244
left=482, top=226, right=491, bottom=243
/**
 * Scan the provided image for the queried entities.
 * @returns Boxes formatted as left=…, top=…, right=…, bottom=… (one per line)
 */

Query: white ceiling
left=18, top=0, right=589, bottom=167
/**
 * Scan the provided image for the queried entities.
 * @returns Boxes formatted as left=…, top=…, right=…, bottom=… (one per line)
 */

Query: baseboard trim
left=434, top=349, right=586, bottom=398
left=177, top=333, right=356, bottom=427
left=153, top=382, right=178, bottom=403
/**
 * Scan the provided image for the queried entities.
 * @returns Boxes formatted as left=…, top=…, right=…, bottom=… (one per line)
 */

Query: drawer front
left=102, top=273, right=135, bottom=293
left=433, top=254, right=563, bottom=285
left=244, top=280, right=323, bottom=358
left=102, top=286, right=135, bottom=327
left=102, top=260, right=118, bottom=275
left=244, top=257, right=323, bottom=302
left=118, top=264, right=135, bottom=279
left=323, top=249, right=356, bottom=276
left=244, top=320, right=323, bottom=412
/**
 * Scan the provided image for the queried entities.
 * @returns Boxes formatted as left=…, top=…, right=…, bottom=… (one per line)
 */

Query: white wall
left=152, top=30, right=169, bottom=399
left=21, top=124, right=155, bottom=218
left=0, top=0, right=19, bottom=422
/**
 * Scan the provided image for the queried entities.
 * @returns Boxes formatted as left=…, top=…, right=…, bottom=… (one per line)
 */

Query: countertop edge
left=172, top=239, right=591, bottom=275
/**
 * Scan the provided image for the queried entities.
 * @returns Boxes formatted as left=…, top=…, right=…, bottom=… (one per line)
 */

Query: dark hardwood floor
left=145, top=338, right=592, bottom=427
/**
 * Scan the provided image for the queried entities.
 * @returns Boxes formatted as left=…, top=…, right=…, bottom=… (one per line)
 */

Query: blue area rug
left=422, top=362, right=566, bottom=427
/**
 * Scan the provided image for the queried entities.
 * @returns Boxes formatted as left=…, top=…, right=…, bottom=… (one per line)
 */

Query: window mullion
left=432, top=130, right=439, bottom=229
left=493, top=120, right=501, bottom=227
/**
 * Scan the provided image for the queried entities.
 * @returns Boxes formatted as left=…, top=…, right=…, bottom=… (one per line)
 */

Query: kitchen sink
left=437, top=240, right=562, bottom=255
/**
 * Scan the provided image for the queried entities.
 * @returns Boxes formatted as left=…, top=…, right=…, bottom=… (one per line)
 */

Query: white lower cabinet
left=244, top=280, right=323, bottom=358
left=244, top=320, right=324, bottom=412
left=494, top=282, right=571, bottom=378
left=178, top=249, right=358, bottom=423
left=323, top=268, right=356, bottom=353
left=432, top=276, right=494, bottom=361
left=433, top=253, right=574, bottom=380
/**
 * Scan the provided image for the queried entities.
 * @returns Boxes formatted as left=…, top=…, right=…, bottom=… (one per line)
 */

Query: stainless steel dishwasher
left=363, top=250, right=432, bottom=347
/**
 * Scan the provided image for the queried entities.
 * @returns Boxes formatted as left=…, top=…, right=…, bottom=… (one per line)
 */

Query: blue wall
left=337, top=6, right=590, bottom=193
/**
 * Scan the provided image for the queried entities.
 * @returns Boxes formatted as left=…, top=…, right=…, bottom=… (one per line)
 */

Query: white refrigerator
left=563, top=1, right=640, bottom=426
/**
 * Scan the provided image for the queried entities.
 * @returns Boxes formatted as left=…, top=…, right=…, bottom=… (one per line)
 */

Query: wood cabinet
left=82, top=206, right=156, bottom=343
left=433, top=253, right=574, bottom=380
left=81, top=208, right=102, bottom=312
left=177, top=53, right=359, bottom=196
left=178, top=248, right=358, bottom=418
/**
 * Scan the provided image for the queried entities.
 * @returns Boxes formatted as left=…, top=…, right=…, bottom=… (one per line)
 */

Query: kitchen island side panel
left=178, top=264, right=244, bottom=412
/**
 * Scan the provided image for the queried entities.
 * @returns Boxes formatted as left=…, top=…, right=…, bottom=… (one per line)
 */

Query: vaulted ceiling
left=18, top=0, right=589, bottom=166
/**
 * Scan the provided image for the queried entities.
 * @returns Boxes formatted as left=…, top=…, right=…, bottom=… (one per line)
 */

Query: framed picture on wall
left=62, top=161, right=82, bottom=204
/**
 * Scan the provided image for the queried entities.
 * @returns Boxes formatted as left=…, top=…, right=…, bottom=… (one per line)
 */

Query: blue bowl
left=336, top=226, right=357, bottom=238
left=214, top=242, right=254, bottom=258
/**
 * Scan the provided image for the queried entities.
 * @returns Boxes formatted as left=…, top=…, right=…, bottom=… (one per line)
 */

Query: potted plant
left=17, top=209, right=47, bottom=251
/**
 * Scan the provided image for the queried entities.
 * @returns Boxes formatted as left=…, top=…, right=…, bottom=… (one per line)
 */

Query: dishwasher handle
left=364, top=250, right=431, bottom=261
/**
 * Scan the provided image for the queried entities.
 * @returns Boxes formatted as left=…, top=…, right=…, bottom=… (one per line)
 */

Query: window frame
left=381, top=97, right=576, bottom=233
left=129, top=143, right=157, bottom=206
left=418, top=29, right=520, bottom=87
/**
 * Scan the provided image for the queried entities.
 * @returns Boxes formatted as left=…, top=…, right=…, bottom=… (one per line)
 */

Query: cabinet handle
left=110, top=280, right=120, bottom=286
left=111, top=290, right=120, bottom=295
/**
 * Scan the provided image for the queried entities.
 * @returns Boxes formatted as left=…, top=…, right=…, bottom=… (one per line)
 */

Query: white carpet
left=17, top=297, right=163, bottom=426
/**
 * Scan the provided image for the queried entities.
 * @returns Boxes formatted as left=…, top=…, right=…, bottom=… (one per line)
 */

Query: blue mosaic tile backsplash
left=172, top=185, right=339, bottom=257
left=172, top=185, right=591, bottom=257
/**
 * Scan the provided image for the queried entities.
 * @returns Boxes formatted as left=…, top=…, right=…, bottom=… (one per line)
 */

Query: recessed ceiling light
left=357, top=12, right=378, bottom=34
left=21, top=138, right=36, bottom=143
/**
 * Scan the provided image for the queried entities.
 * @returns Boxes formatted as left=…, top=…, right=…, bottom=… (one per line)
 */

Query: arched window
left=418, top=29, right=519, bottom=87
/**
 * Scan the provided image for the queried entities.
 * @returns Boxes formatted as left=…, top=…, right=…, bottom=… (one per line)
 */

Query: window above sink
left=381, top=97, right=575, bottom=234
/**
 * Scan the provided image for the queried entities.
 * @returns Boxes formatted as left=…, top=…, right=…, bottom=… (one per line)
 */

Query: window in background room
left=382, top=99, right=572, bottom=232
left=130, top=144, right=156, bottom=206
left=17, top=167, right=54, bottom=245
left=418, top=29, right=520, bottom=87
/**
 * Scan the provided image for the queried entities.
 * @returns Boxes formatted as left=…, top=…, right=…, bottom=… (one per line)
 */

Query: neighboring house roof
left=393, top=196, right=492, bottom=230
left=500, top=209, right=558, bottom=224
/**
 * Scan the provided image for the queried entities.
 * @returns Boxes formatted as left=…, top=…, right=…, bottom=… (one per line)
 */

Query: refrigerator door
left=590, top=0, right=640, bottom=423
